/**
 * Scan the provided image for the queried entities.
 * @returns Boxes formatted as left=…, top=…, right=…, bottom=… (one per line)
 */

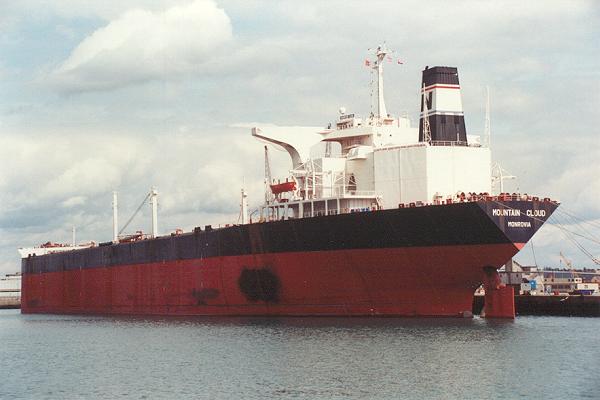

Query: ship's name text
left=526, top=210, right=546, bottom=217
left=492, top=209, right=546, bottom=218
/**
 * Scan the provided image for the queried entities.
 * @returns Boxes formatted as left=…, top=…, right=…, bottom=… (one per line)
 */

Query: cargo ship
left=21, top=45, right=558, bottom=318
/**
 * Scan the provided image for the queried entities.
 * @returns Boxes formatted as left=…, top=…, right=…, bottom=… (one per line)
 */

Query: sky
left=1, top=0, right=599, bottom=274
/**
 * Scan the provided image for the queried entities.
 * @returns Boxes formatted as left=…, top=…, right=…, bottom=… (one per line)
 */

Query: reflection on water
left=0, top=310, right=598, bottom=399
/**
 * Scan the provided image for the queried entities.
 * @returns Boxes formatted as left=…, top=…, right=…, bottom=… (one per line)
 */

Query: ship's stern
left=477, top=196, right=558, bottom=317
left=478, top=196, right=559, bottom=249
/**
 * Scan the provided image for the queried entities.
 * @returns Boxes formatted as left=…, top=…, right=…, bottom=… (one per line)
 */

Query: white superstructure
left=253, top=46, right=491, bottom=220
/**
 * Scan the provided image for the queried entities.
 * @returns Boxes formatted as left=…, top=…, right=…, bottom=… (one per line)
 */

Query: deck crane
left=118, top=188, right=159, bottom=239
left=491, top=163, right=517, bottom=194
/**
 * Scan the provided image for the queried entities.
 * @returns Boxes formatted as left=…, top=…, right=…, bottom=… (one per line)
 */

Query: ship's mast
left=150, top=187, right=158, bottom=238
left=374, top=45, right=389, bottom=120
left=484, top=86, right=491, bottom=148
left=112, top=191, right=119, bottom=242
left=240, top=187, right=249, bottom=224
left=367, top=44, right=390, bottom=121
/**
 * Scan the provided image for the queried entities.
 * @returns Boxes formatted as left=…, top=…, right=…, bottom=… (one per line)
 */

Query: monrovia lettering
left=507, top=221, right=532, bottom=228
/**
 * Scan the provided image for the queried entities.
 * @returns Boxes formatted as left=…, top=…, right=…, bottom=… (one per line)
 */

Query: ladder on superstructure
left=421, top=83, right=432, bottom=144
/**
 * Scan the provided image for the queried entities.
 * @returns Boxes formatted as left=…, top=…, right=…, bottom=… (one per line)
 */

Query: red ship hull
left=22, top=243, right=522, bottom=317
left=21, top=200, right=557, bottom=317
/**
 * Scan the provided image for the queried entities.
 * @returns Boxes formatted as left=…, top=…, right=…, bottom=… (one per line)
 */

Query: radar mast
left=367, top=44, right=391, bottom=122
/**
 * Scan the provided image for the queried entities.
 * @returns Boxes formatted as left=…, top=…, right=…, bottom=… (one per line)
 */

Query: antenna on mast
left=375, top=44, right=388, bottom=120
left=240, top=186, right=249, bottom=225
left=484, top=86, right=491, bottom=148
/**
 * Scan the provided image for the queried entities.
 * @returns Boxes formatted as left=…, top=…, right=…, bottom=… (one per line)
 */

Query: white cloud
left=1, top=1, right=181, bottom=22
left=42, top=157, right=122, bottom=198
left=61, top=195, right=88, bottom=208
left=49, top=0, right=232, bottom=92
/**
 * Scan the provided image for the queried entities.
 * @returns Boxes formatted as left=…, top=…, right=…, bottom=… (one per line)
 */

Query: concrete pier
left=473, top=294, right=600, bottom=317
left=0, top=296, right=20, bottom=309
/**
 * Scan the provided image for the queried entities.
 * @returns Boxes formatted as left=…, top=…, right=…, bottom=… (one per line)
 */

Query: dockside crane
left=559, top=251, right=579, bottom=288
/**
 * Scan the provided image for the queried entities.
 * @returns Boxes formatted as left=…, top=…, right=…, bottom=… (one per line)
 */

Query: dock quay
left=0, top=273, right=21, bottom=309
left=473, top=294, right=600, bottom=317
left=0, top=294, right=20, bottom=309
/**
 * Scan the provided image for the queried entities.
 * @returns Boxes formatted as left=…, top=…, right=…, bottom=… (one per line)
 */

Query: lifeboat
left=270, top=180, right=296, bottom=194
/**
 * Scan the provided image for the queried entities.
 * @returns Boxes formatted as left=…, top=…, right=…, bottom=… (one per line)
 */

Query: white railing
left=429, top=140, right=481, bottom=148
left=424, top=193, right=558, bottom=207
left=337, top=189, right=378, bottom=198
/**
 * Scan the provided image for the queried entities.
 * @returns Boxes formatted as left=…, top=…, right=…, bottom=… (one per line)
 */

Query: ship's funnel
left=419, top=66, right=467, bottom=144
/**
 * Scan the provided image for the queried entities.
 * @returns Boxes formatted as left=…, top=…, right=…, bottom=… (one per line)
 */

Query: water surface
left=0, top=310, right=597, bottom=399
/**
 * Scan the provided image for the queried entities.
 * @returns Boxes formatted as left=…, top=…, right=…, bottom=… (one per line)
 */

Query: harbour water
left=0, top=309, right=597, bottom=399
